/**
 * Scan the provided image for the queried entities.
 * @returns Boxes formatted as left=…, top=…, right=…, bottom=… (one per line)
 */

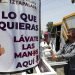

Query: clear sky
left=41, top=0, right=75, bottom=31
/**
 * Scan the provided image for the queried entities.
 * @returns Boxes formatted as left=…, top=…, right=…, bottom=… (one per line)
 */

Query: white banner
left=0, top=0, right=40, bottom=73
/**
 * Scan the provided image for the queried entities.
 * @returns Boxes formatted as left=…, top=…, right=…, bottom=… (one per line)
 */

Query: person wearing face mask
left=40, top=32, right=56, bottom=58
left=51, top=28, right=75, bottom=75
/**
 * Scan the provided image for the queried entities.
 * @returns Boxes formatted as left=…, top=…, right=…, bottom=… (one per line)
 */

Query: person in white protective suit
left=40, top=32, right=56, bottom=58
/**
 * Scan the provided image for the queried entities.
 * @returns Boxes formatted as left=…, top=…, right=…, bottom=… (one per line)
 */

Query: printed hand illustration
left=0, top=45, right=5, bottom=56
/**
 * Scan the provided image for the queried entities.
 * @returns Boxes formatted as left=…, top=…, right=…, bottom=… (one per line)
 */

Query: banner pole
left=39, top=0, right=41, bottom=60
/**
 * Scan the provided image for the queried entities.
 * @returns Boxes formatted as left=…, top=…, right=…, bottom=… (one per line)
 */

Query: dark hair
left=68, top=28, right=75, bottom=32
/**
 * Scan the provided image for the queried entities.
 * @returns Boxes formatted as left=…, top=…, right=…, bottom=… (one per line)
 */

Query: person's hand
left=51, top=53, right=57, bottom=61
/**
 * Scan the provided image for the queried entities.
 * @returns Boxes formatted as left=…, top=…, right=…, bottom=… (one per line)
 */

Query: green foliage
left=46, top=22, right=53, bottom=32
left=46, top=22, right=56, bottom=37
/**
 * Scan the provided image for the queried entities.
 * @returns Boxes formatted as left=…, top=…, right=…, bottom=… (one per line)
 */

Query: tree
left=46, top=22, right=53, bottom=32
left=46, top=22, right=56, bottom=37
